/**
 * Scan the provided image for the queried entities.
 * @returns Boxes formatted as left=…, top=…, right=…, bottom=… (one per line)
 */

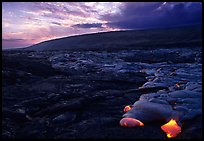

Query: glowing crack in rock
left=175, top=83, right=180, bottom=88
left=123, top=105, right=132, bottom=112
left=161, top=119, right=181, bottom=138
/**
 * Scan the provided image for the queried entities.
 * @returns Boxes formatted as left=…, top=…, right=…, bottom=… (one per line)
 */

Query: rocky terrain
left=2, top=47, right=202, bottom=139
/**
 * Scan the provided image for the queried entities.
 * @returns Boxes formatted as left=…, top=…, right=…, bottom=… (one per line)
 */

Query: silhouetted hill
left=25, top=25, right=202, bottom=51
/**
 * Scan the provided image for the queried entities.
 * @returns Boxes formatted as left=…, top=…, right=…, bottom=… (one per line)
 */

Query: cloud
left=2, top=38, right=31, bottom=49
left=2, top=38, right=24, bottom=42
left=32, top=2, right=88, bottom=20
left=2, top=2, right=202, bottom=49
left=72, top=23, right=103, bottom=28
left=102, top=2, right=202, bottom=29
left=51, top=22, right=62, bottom=26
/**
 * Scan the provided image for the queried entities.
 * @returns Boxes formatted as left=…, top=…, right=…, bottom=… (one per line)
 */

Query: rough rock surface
left=2, top=47, right=202, bottom=139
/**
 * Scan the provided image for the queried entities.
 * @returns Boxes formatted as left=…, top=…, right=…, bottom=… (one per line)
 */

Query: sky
left=2, top=2, right=202, bottom=49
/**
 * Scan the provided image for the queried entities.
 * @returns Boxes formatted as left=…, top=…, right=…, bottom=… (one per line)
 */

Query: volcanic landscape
left=2, top=25, right=202, bottom=139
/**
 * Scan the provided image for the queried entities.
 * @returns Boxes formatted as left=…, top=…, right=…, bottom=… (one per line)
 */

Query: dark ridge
left=24, top=24, right=202, bottom=51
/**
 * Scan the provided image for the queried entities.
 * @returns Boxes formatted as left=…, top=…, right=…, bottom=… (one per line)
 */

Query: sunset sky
left=2, top=2, right=202, bottom=49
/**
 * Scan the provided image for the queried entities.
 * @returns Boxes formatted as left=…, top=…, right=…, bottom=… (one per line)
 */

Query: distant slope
left=25, top=25, right=202, bottom=51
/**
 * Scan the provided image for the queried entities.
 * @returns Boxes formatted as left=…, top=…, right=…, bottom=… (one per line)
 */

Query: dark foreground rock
left=2, top=48, right=202, bottom=139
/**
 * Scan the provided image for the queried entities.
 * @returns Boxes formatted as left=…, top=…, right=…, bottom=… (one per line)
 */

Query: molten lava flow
left=161, top=119, right=181, bottom=138
left=120, top=118, right=144, bottom=127
left=123, top=105, right=132, bottom=112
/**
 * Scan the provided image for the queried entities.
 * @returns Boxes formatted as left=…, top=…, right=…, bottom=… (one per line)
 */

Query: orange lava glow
left=120, top=118, right=144, bottom=127
left=175, top=83, right=180, bottom=87
left=123, top=105, right=132, bottom=112
left=161, top=119, right=181, bottom=138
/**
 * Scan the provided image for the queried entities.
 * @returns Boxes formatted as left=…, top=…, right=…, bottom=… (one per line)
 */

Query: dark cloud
left=2, top=38, right=30, bottom=49
left=51, top=22, right=61, bottom=26
left=72, top=23, right=103, bottom=28
left=3, top=38, right=24, bottom=42
left=102, top=2, right=202, bottom=29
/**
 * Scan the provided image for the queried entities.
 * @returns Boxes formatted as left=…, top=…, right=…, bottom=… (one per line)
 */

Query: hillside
left=25, top=25, right=202, bottom=51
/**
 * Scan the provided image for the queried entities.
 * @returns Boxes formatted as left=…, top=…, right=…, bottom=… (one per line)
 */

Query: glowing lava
left=120, top=118, right=144, bottom=127
left=175, top=83, right=180, bottom=87
left=123, top=105, right=132, bottom=112
left=161, top=119, right=181, bottom=138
